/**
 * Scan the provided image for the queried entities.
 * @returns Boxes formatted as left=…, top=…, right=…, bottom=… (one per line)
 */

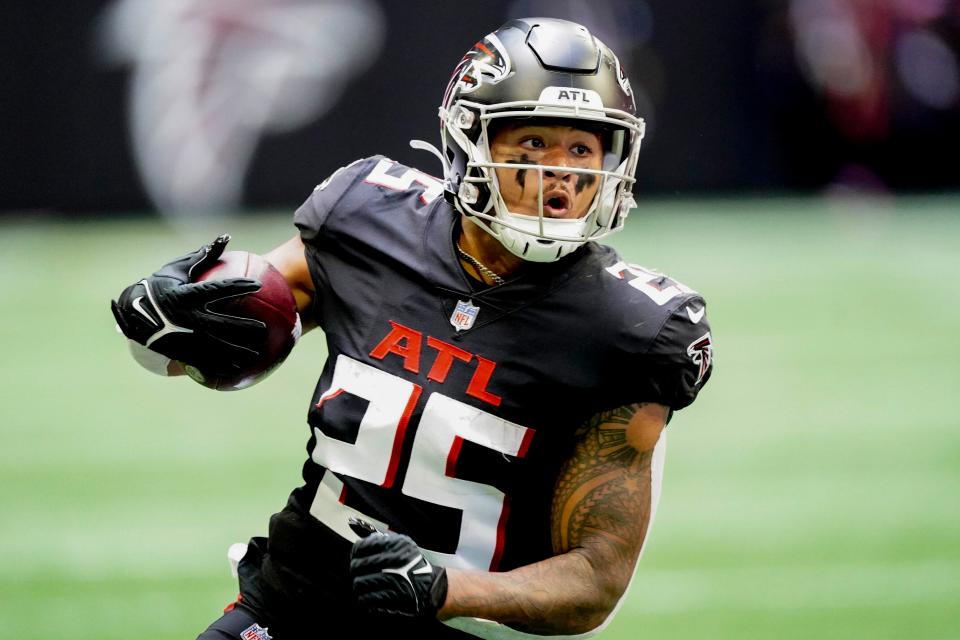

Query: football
left=185, top=250, right=300, bottom=391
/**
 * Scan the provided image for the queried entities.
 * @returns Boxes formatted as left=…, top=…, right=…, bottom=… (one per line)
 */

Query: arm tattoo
left=551, top=403, right=655, bottom=592
left=440, top=403, right=662, bottom=634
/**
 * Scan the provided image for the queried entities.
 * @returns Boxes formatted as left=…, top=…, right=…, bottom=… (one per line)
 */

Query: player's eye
left=520, top=137, right=545, bottom=150
left=572, top=143, right=594, bottom=156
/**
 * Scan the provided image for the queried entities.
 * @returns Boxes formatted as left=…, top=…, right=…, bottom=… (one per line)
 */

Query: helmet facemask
left=441, top=100, right=644, bottom=262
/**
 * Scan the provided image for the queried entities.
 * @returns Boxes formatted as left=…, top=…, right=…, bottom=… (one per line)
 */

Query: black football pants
left=197, top=599, right=476, bottom=640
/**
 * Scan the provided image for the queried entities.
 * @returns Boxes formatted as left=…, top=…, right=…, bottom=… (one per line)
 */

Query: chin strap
left=409, top=139, right=449, bottom=175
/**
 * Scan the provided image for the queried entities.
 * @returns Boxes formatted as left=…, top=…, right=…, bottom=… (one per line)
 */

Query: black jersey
left=238, top=156, right=713, bottom=637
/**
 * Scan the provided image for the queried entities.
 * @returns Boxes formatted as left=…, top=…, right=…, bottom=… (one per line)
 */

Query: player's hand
left=349, top=523, right=448, bottom=619
left=110, top=235, right=266, bottom=374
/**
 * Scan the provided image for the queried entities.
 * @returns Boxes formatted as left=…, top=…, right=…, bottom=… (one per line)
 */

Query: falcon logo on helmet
left=442, top=34, right=512, bottom=107
left=612, top=55, right=635, bottom=102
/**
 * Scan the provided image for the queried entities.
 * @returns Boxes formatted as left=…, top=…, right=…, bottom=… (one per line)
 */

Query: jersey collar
left=423, top=201, right=594, bottom=320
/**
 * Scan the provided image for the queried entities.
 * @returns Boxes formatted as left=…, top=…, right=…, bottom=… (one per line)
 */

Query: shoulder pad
left=602, top=259, right=701, bottom=310
left=294, top=157, right=374, bottom=242
left=295, top=157, right=445, bottom=243
left=597, top=253, right=713, bottom=410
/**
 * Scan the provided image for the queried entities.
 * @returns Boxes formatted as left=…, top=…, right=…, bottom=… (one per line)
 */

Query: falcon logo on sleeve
left=686, top=332, right=713, bottom=385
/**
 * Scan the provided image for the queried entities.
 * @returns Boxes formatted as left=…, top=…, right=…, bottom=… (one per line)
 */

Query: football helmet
left=438, top=18, right=645, bottom=262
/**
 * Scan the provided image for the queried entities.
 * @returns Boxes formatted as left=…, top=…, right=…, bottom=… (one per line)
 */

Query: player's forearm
left=439, top=548, right=617, bottom=635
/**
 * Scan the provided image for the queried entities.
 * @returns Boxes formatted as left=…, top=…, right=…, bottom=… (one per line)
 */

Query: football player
left=112, top=17, right=713, bottom=640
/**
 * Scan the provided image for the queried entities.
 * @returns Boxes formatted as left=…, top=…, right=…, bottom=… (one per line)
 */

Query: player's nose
left=541, top=148, right=574, bottom=181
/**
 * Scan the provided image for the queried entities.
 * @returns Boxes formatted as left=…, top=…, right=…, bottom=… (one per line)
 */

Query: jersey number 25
left=308, top=354, right=533, bottom=571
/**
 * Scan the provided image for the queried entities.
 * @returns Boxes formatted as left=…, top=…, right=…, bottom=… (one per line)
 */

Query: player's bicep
left=264, top=235, right=316, bottom=330
left=551, top=402, right=668, bottom=596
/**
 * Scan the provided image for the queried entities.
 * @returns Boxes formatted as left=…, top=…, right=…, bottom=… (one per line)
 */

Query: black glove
left=110, top=235, right=266, bottom=374
left=349, top=519, right=449, bottom=619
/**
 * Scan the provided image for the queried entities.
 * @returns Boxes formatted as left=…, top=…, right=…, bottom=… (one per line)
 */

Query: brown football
left=185, top=250, right=300, bottom=391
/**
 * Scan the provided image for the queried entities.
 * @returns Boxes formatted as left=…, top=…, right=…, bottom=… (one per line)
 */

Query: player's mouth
left=542, top=190, right=572, bottom=217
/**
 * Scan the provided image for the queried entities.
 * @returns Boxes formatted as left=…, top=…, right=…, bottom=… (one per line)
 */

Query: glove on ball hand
left=111, top=235, right=266, bottom=375
left=349, top=521, right=448, bottom=619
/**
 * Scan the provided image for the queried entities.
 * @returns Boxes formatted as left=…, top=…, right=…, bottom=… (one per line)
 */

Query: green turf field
left=1, top=196, right=958, bottom=639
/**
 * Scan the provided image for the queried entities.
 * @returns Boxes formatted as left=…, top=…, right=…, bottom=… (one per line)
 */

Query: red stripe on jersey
left=383, top=383, right=423, bottom=489
left=314, top=387, right=345, bottom=409
left=223, top=593, right=243, bottom=613
left=446, top=436, right=465, bottom=477
left=489, top=495, right=511, bottom=572
left=517, top=428, right=535, bottom=458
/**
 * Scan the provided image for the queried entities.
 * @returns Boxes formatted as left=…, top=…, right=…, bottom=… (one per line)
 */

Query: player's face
left=489, top=123, right=603, bottom=220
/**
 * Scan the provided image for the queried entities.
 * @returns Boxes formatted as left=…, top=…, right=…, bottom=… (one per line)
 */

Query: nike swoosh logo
left=382, top=554, right=430, bottom=611
left=383, top=554, right=430, bottom=581
left=132, top=295, right=159, bottom=326
left=686, top=306, right=705, bottom=324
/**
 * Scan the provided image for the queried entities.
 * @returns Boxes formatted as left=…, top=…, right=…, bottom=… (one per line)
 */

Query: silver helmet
left=439, top=18, right=645, bottom=262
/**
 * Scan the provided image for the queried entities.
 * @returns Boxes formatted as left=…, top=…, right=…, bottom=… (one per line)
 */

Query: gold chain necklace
left=455, top=242, right=506, bottom=286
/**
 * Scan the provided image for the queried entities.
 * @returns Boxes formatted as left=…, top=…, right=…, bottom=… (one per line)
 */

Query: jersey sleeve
left=638, top=296, right=714, bottom=411
left=293, top=158, right=370, bottom=243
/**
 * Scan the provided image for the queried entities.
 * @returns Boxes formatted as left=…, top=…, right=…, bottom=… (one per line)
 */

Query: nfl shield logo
left=450, top=299, right=479, bottom=331
left=240, top=624, right=272, bottom=640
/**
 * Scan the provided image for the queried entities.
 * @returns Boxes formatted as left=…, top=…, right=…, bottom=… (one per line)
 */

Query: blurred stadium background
left=1, top=1, right=958, bottom=639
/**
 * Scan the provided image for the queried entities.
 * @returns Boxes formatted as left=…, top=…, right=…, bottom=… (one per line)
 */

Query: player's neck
left=457, top=217, right=524, bottom=285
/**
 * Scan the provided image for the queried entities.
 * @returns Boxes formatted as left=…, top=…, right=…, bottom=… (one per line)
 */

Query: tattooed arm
left=438, top=402, right=668, bottom=635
